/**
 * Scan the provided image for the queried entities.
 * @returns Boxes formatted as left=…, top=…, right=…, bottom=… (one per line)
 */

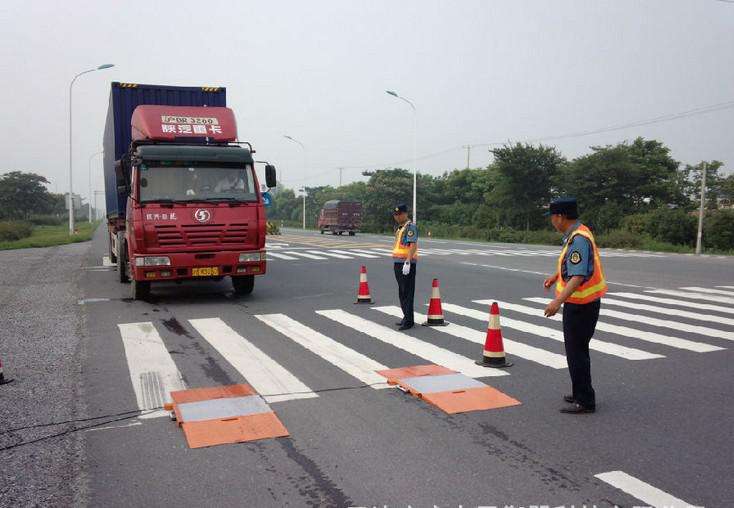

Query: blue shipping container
left=102, top=82, right=227, bottom=218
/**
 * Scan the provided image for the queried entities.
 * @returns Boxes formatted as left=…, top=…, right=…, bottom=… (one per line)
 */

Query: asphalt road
left=1, top=226, right=732, bottom=507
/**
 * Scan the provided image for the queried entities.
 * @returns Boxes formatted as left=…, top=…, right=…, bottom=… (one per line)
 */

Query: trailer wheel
left=117, top=232, right=129, bottom=283
left=338, top=231, right=344, bottom=236
left=320, top=229, right=325, bottom=234
left=232, top=275, right=255, bottom=296
left=132, top=279, right=150, bottom=300
left=331, top=230, right=337, bottom=235
left=348, top=231, right=355, bottom=236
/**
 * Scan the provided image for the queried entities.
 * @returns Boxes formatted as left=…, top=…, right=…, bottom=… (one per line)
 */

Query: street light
left=93, top=190, right=105, bottom=222
left=69, top=63, right=115, bottom=234
left=386, top=90, right=417, bottom=224
left=284, top=135, right=307, bottom=230
left=88, top=150, right=103, bottom=223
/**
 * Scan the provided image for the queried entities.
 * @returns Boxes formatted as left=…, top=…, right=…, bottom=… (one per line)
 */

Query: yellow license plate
left=192, top=267, right=219, bottom=277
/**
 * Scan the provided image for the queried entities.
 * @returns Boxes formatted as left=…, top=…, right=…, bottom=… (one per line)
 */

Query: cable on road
left=0, top=382, right=391, bottom=452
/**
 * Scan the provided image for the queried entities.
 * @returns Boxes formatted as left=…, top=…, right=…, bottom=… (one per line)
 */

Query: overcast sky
left=1, top=0, right=732, bottom=204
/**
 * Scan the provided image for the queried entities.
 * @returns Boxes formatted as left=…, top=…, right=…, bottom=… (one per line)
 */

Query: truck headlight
left=135, top=256, right=171, bottom=267
left=239, top=251, right=266, bottom=262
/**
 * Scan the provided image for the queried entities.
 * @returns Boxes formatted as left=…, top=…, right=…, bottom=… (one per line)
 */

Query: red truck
left=103, top=82, right=276, bottom=299
left=317, top=200, right=362, bottom=235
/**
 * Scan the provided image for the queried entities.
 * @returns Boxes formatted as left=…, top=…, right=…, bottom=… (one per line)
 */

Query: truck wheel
left=132, top=279, right=151, bottom=300
left=117, top=232, right=129, bottom=283
left=348, top=231, right=355, bottom=236
left=232, top=275, right=255, bottom=296
left=338, top=231, right=344, bottom=236
left=331, top=230, right=337, bottom=235
left=320, top=229, right=325, bottom=234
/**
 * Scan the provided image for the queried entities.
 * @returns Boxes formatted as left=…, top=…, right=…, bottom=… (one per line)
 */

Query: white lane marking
left=102, top=256, right=114, bottom=267
left=596, top=296, right=734, bottom=327
left=526, top=297, right=731, bottom=345
left=646, top=288, right=734, bottom=305
left=595, top=471, right=701, bottom=508
left=78, top=298, right=112, bottom=305
left=308, top=250, right=353, bottom=259
left=118, top=322, right=187, bottom=419
left=351, top=249, right=391, bottom=257
left=610, top=292, right=734, bottom=315
left=285, top=251, right=328, bottom=260
left=85, top=420, right=144, bottom=433
left=442, top=303, right=662, bottom=360
left=329, top=249, right=379, bottom=259
left=255, top=314, right=390, bottom=388
left=716, top=285, right=734, bottom=290
left=681, top=286, right=734, bottom=297
left=189, top=318, right=318, bottom=403
left=268, top=252, right=299, bottom=260
left=475, top=299, right=716, bottom=353
left=370, top=248, right=395, bottom=254
left=316, top=309, right=507, bottom=378
left=373, top=306, right=567, bottom=369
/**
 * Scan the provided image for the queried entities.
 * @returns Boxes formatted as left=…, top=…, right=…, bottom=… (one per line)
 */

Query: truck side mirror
left=265, top=164, right=277, bottom=188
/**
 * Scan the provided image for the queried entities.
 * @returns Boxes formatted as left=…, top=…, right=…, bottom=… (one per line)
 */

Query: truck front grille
left=154, top=225, right=185, bottom=246
left=181, top=223, right=249, bottom=246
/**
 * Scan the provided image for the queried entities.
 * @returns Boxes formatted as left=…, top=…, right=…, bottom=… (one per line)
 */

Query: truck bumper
left=130, top=250, right=266, bottom=282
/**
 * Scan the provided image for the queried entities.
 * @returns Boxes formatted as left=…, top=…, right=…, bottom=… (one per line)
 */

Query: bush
left=28, top=215, right=64, bottom=226
left=621, top=213, right=649, bottom=235
left=596, top=229, right=643, bottom=249
left=704, top=210, right=734, bottom=251
left=0, top=221, right=33, bottom=241
left=645, top=208, right=696, bottom=246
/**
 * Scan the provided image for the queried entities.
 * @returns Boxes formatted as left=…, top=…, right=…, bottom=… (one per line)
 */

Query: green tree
left=488, top=143, right=564, bottom=230
left=683, top=161, right=725, bottom=210
left=555, top=138, right=685, bottom=230
left=0, top=171, right=55, bottom=219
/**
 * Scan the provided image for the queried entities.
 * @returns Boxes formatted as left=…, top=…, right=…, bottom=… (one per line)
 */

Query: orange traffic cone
left=423, top=278, right=448, bottom=326
left=355, top=265, right=373, bottom=304
left=0, top=356, right=13, bottom=385
left=476, top=302, right=513, bottom=368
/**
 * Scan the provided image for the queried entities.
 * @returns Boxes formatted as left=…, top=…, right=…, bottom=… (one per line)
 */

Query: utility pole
left=695, top=161, right=707, bottom=255
left=338, top=167, right=344, bottom=187
left=463, top=145, right=472, bottom=169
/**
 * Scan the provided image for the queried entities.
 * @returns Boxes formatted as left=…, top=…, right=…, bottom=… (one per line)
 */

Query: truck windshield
left=139, top=164, right=257, bottom=203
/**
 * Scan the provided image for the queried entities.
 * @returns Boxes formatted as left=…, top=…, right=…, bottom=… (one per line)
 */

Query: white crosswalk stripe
left=189, top=318, right=318, bottom=403
left=351, top=249, right=391, bottom=257
left=442, top=303, right=663, bottom=360
left=525, top=297, right=731, bottom=344
left=680, top=286, right=734, bottom=297
left=255, top=314, right=390, bottom=388
left=316, top=309, right=507, bottom=377
left=310, top=250, right=353, bottom=259
left=595, top=470, right=698, bottom=508
left=286, top=251, right=329, bottom=260
left=370, top=248, right=394, bottom=254
left=475, top=299, right=718, bottom=353
left=609, top=292, right=734, bottom=316
left=645, top=288, right=734, bottom=305
left=268, top=252, right=299, bottom=260
left=329, top=249, right=379, bottom=258
left=716, top=285, right=734, bottom=290
left=595, top=296, right=734, bottom=327
left=118, top=322, right=187, bottom=418
left=373, top=306, right=568, bottom=369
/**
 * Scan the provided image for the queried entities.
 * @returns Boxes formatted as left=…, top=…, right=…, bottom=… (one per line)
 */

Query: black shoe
left=398, top=323, right=414, bottom=331
left=563, top=394, right=575, bottom=403
left=560, top=402, right=595, bottom=414
left=395, top=321, right=404, bottom=327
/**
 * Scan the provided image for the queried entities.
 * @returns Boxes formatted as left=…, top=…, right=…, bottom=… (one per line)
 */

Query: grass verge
left=0, top=221, right=100, bottom=250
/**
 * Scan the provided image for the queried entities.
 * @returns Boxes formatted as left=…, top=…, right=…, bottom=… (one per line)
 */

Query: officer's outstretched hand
left=544, top=299, right=561, bottom=318
left=543, top=275, right=557, bottom=291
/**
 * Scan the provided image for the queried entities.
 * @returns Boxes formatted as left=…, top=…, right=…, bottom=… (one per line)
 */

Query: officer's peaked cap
left=545, top=197, right=578, bottom=218
left=392, top=204, right=408, bottom=215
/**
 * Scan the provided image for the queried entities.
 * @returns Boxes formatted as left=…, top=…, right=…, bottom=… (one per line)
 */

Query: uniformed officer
left=392, top=204, right=418, bottom=330
left=543, top=198, right=607, bottom=414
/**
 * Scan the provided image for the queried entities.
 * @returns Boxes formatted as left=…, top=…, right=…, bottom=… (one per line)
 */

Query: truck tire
left=132, top=279, right=150, bottom=300
left=232, top=275, right=255, bottom=296
left=331, top=230, right=337, bottom=235
left=320, top=229, right=325, bottom=234
left=348, top=231, right=355, bottom=236
left=117, top=232, right=129, bottom=283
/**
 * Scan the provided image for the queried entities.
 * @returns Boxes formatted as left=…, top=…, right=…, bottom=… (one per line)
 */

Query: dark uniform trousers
left=562, top=299, right=601, bottom=408
left=393, top=263, right=416, bottom=325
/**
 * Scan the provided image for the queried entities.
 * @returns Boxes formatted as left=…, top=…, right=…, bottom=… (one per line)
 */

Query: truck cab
left=105, top=97, right=276, bottom=300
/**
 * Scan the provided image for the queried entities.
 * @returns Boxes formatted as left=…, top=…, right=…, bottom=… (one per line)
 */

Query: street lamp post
left=88, top=150, right=103, bottom=223
left=284, top=135, right=307, bottom=230
left=93, top=190, right=105, bottom=221
left=386, top=90, right=417, bottom=224
left=69, top=63, right=114, bottom=234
